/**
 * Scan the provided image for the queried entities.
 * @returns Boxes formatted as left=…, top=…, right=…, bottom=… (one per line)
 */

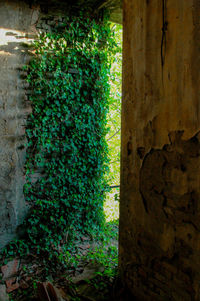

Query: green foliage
left=86, top=242, right=118, bottom=278
left=1, top=11, right=118, bottom=263
left=106, top=23, right=122, bottom=187
left=104, top=24, right=122, bottom=222
left=23, top=12, right=117, bottom=256
left=64, top=220, right=119, bottom=282
left=104, top=187, right=120, bottom=222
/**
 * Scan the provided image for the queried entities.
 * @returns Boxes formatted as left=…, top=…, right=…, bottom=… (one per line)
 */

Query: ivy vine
left=0, top=11, right=118, bottom=262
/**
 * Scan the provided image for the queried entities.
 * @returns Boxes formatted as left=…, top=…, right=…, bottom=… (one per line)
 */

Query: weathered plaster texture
left=120, top=0, right=200, bottom=300
left=0, top=0, right=39, bottom=249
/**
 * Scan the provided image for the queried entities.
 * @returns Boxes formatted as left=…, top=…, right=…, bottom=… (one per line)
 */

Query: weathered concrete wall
left=0, top=0, right=40, bottom=248
left=120, top=0, right=200, bottom=300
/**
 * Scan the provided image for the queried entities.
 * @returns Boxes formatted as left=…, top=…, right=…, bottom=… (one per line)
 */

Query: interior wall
left=0, top=0, right=70, bottom=249
left=120, top=0, right=200, bottom=300
left=0, top=0, right=37, bottom=248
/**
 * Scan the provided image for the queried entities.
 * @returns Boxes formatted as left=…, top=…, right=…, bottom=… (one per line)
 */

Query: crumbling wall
left=120, top=0, right=200, bottom=300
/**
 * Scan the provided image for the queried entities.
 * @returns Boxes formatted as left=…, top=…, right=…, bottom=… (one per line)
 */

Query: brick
left=6, top=278, right=19, bottom=293
left=1, top=259, right=20, bottom=280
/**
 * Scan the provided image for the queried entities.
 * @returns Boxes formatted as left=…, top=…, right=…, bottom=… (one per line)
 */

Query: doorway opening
left=99, top=20, right=122, bottom=280
left=104, top=23, right=122, bottom=225
left=5, top=14, right=123, bottom=301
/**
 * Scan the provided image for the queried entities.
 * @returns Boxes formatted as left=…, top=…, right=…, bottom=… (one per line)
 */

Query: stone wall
left=120, top=0, right=200, bottom=300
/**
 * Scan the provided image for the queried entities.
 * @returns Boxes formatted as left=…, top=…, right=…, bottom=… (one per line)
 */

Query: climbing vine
left=1, top=11, right=118, bottom=262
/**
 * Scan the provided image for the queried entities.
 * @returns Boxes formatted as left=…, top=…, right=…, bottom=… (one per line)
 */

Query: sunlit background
left=104, top=23, right=122, bottom=223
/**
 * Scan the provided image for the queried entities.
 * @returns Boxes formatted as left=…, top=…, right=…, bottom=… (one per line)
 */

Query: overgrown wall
left=120, top=0, right=200, bottom=300
left=0, top=0, right=115, bottom=250
left=0, top=0, right=71, bottom=249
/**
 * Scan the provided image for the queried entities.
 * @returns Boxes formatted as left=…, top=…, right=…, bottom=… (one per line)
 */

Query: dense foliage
left=0, top=12, right=118, bottom=262
left=23, top=12, right=118, bottom=255
left=104, top=24, right=122, bottom=222
left=106, top=23, right=122, bottom=187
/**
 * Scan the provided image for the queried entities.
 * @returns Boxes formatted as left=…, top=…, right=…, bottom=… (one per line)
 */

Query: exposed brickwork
left=1, top=259, right=20, bottom=293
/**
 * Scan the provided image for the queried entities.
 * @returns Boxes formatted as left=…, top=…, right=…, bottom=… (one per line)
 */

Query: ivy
left=0, top=11, right=118, bottom=263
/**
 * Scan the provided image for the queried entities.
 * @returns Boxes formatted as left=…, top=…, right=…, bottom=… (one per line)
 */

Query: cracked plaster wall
left=120, top=0, right=200, bottom=300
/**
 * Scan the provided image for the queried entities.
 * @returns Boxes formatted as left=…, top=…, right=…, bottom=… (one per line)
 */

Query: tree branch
left=107, top=128, right=120, bottom=141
